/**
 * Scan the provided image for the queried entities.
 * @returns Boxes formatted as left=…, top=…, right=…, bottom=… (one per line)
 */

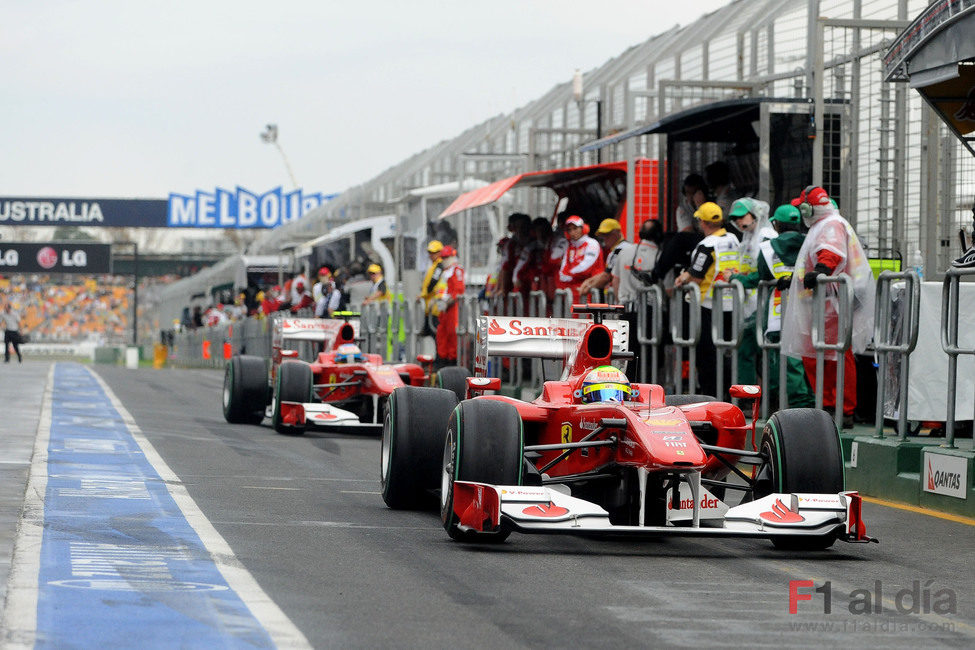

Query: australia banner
left=0, top=188, right=334, bottom=229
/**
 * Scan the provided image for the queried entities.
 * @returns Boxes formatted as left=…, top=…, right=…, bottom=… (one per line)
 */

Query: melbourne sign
left=0, top=242, right=112, bottom=274
left=166, top=187, right=333, bottom=228
left=0, top=188, right=333, bottom=229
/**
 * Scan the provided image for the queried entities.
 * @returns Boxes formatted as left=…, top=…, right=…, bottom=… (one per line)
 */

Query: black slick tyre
left=757, top=408, right=845, bottom=550
left=223, top=355, right=268, bottom=424
left=441, top=399, right=523, bottom=542
left=380, top=386, right=458, bottom=509
left=435, top=366, right=471, bottom=402
left=272, top=361, right=313, bottom=435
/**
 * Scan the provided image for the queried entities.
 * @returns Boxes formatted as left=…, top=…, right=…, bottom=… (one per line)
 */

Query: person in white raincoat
left=728, top=197, right=777, bottom=385
left=781, top=187, right=875, bottom=426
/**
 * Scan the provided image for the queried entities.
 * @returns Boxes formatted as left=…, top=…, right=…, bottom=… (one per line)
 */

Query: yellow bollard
left=153, top=343, right=168, bottom=369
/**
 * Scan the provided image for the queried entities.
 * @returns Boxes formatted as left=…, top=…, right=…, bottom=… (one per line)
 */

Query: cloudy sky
left=2, top=0, right=731, bottom=199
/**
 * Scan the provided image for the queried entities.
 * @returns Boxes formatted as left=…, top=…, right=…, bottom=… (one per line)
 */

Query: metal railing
left=873, top=270, right=920, bottom=440
left=755, top=280, right=789, bottom=419
left=635, top=285, right=664, bottom=384
left=669, top=285, right=701, bottom=396
left=941, top=267, right=975, bottom=449
left=711, top=281, right=746, bottom=399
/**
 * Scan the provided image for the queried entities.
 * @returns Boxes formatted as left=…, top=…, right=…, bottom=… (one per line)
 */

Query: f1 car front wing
left=450, top=481, right=874, bottom=543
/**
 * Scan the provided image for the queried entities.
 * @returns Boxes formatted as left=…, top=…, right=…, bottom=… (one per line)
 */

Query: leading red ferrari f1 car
left=223, top=314, right=469, bottom=434
left=380, top=304, right=874, bottom=550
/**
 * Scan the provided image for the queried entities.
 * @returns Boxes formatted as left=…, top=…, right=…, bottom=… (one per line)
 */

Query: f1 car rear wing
left=473, top=315, right=629, bottom=377
left=272, top=316, right=360, bottom=347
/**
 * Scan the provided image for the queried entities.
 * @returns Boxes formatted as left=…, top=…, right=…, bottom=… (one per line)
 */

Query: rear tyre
left=441, top=400, right=523, bottom=542
left=272, top=361, right=313, bottom=435
left=757, top=408, right=844, bottom=550
left=435, top=366, right=471, bottom=402
left=223, top=355, right=268, bottom=424
left=380, top=386, right=458, bottom=509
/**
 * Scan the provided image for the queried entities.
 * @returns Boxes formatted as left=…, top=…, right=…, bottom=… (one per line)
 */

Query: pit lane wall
left=841, top=434, right=975, bottom=519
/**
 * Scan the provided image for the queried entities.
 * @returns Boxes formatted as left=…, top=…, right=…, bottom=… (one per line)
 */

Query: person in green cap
left=727, top=197, right=777, bottom=386
left=735, top=203, right=814, bottom=408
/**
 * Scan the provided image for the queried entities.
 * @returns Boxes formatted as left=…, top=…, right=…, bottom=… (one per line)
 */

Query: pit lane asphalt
left=5, top=361, right=975, bottom=647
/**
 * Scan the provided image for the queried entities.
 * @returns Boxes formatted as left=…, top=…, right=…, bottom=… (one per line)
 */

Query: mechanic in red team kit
left=435, top=246, right=465, bottom=367
left=557, top=215, right=605, bottom=303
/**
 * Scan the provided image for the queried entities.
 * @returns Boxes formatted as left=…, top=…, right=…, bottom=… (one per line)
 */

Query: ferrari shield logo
left=560, top=423, right=572, bottom=445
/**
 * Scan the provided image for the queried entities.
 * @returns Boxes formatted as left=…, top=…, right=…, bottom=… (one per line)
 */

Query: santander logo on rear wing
left=474, top=315, right=629, bottom=376
left=272, top=316, right=360, bottom=344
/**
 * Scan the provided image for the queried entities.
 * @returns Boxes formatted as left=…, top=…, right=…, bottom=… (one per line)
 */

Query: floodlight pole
left=573, top=70, right=603, bottom=163
left=261, top=123, right=299, bottom=190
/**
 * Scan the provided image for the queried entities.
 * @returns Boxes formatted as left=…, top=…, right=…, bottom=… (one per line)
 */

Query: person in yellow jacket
left=419, top=240, right=444, bottom=336
left=362, top=263, right=390, bottom=304
left=674, top=201, right=740, bottom=399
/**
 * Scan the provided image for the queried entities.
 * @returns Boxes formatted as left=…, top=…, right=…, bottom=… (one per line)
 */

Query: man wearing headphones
left=557, top=215, right=605, bottom=303
left=781, top=187, right=875, bottom=428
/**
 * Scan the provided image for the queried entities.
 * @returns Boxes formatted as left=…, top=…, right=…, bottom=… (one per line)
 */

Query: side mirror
left=416, top=354, right=435, bottom=364
left=466, top=376, right=501, bottom=396
left=728, top=384, right=761, bottom=400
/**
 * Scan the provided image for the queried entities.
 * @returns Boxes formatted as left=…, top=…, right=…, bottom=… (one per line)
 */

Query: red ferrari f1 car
left=223, top=314, right=471, bottom=433
left=381, top=304, right=873, bottom=550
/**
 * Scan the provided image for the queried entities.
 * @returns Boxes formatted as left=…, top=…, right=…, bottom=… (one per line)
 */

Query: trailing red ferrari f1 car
left=381, top=304, right=874, bottom=550
left=223, top=315, right=470, bottom=434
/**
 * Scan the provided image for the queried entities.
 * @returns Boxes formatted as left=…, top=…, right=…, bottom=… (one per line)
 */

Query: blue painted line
left=36, top=363, right=275, bottom=649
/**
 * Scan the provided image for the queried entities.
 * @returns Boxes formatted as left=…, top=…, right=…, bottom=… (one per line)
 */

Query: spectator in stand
left=192, top=305, right=204, bottom=329
left=3, top=301, right=23, bottom=363
left=362, top=264, right=389, bottom=304
left=727, top=197, right=777, bottom=386
left=314, top=268, right=341, bottom=318
left=781, top=186, right=875, bottom=428
left=705, top=161, right=738, bottom=222
left=180, top=306, right=194, bottom=330
left=675, top=173, right=709, bottom=232
left=557, top=215, right=605, bottom=304
left=673, top=202, right=740, bottom=399
left=435, top=246, right=465, bottom=368
left=420, top=241, right=445, bottom=335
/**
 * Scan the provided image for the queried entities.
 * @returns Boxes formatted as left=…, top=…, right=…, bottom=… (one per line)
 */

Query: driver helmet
left=580, top=365, right=631, bottom=403
left=335, top=343, right=364, bottom=363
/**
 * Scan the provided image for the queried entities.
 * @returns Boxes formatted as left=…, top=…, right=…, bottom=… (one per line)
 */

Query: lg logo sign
left=0, top=243, right=110, bottom=273
left=34, top=247, right=88, bottom=269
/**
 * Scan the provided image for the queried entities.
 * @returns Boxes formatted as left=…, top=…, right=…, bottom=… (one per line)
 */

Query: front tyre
left=223, top=355, right=268, bottom=424
left=757, top=408, right=844, bottom=550
left=380, top=386, right=458, bottom=509
left=441, top=399, right=523, bottom=542
left=272, top=361, right=313, bottom=435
